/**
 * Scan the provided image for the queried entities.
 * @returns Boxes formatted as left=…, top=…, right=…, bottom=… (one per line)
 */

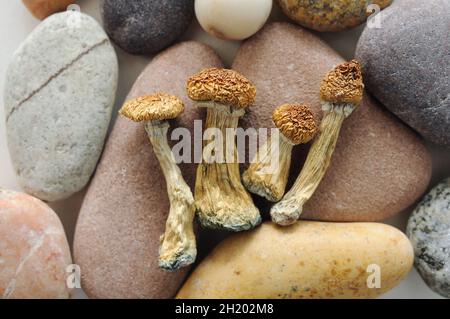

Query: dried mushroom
left=271, top=60, right=364, bottom=226
left=243, top=103, right=317, bottom=202
left=119, top=93, right=196, bottom=271
left=187, top=68, right=261, bottom=232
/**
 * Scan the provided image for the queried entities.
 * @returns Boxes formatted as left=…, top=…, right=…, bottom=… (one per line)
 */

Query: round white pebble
left=195, top=0, right=272, bottom=40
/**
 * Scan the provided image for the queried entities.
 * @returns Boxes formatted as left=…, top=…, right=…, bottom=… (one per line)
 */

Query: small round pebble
left=100, top=0, right=195, bottom=55
left=356, top=0, right=450, bottom=146
left=276, top=0, right=392, bottom=32
left=407, top=178, right=450, bottom=298
left=195, top=0, right=272, bottom=40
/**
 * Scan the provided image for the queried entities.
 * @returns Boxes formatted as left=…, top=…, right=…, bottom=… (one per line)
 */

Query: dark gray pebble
left=407, top=178, right=450, bottom=298
left=356, top=0, right=450, bottom=146
left=100, top=0, right=194, bottom=55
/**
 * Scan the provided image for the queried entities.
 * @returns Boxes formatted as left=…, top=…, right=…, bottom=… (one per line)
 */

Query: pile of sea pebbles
left=1, top=0, right=449, bottom=299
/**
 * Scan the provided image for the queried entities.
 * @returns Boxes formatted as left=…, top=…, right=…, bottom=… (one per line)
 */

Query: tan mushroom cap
left=272, top=103, right=318, bottom=145
left=119, top=93, right=184, bottom=122
left=320, top=60, right=364, bottom=105
left=186, top=68, right=256, bottom=109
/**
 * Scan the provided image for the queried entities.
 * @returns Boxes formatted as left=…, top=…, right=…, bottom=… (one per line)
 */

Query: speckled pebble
left=100, top=0, right=195, bottom=55
left=407, top=178, right=450, bottom=298
left=356, top=0, right=450, bottom=146
left=4, top=12, right=118, bottom=202
left=276, top=0, right=392, bottom=32
left=0, top=189, right=72, bottom=299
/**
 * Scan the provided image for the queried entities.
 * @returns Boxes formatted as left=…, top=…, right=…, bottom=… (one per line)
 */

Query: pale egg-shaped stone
left=195, top=0, right=272, bottom=40
left=0, top=189, right=72, bottom=299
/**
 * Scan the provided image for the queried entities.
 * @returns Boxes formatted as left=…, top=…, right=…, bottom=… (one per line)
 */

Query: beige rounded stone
left=0, top=189, right=72, bottom=299
left=73, top=41, right=223, bottom=299
left=233, top=22, right=432, bottom=221
left=177, top=222, right=413, bottom=299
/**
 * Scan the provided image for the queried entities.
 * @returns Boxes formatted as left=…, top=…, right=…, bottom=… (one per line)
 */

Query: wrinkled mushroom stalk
left=243, top=133, right=294, bottom=202
left=195, top=102, right=261, bottom=231
left=271, top=102, right=354, bottom=226
left=145, top=121, right=196, bottom=270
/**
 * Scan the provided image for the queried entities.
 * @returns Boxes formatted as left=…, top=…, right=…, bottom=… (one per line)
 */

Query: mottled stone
left=0, top=189, right=72, bottom=299
left=100, top=0, right=195, bottom=55
left=4, top=12, right=118, bottom=202
left=74, top=41, right=223, bottom=299
left=407, top=178, right=450, bottom=298
left=22, top=0, right=74, bottom=20
left=233, top=22, right=432, bottom=221
left=276, top=0, right=392, bottom=32
left=356, top=0, right=450, bottom=146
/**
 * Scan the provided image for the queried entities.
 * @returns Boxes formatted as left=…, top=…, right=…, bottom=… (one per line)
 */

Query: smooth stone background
left=73, top=41, right=223, bottom=299
left=233, top=22, right=432, bottom=222
left=356, top=0, right=450, bottom=147
left=4, top=11, right=118, bottom=202
left=101, top=0, right=195, bottom=55
left=407, top=178, right=450, bottom=298
left=0, top=0, right=447, bottom=299
left=0, top=189, right=72, bottom=299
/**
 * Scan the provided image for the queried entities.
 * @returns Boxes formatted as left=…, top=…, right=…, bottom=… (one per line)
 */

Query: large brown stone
left=73, top=41, right=223, bottom=299
left=0, top=189, right=72, bottom=299
left=233, top=22, right=432, bottom=221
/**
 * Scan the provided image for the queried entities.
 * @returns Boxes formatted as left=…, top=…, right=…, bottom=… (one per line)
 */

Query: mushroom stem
left=270, top=103, right=353, bottom=226
left=145, top=121, right=196, bottom=271
left=195, top=102, right=261, bottom=232
left=243, top=133, right=294, bottom=202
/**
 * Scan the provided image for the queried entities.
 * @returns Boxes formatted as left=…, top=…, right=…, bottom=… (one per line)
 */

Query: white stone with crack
left=3, top=11, right=118, bottom=201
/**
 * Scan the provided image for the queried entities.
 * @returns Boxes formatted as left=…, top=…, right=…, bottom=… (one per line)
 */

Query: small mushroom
left=187, top=68, right=261, bottom=232
left=242, top=103, right=318, bottom=202
left=271, top=60, right=364, bottom=226
left=119, top=93, right=196, bottom=271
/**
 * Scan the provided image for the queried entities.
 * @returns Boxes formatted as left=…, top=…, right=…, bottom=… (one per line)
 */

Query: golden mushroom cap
left=272, top=103, right=318, bottom=145
left=320, top=60, right=364, bottom=105
left=186, top=68, right=256, bottom=109
left=119, top=93, right=184, bottom=122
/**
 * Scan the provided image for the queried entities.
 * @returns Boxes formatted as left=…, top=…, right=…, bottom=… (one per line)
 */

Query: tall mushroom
left=242, top=103, right=318, bottom=202
left=187, top=68, right=261, bottom=232
left=271, top=60, right=364, bottom=226
left=119, top=93, right=196, bottom=271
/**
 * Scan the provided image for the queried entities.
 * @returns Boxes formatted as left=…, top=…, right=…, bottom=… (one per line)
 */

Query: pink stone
left=0, top=189, right=72, bottom=299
